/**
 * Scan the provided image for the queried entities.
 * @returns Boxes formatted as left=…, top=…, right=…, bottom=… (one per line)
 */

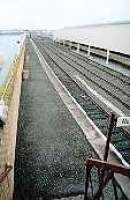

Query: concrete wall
left=53, top=22, right=130, bottom=55
left=0, top=36, right=25, bottom=200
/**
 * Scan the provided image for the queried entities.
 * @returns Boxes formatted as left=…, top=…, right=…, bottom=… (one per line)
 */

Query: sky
left=0, top=0, right=130, bottom=30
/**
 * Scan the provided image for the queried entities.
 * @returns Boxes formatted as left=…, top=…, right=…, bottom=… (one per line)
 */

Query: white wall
left=53, top=23, right=130, bottom=55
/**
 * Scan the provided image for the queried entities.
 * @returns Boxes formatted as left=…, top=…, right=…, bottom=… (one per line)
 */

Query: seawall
left=0, top=35, right=26, bottom=199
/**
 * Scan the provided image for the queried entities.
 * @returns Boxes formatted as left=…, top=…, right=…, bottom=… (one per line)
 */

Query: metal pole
left=104, top=112, right=116, bottom=161
left=95, top=112, right=116, bottom=198
left=84, top=166, right=91, bottom=200
left=84, top=113, right=116, bottom=199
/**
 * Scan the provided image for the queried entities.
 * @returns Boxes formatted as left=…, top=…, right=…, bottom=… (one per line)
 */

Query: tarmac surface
left=14, top=40, right=99, bottom=199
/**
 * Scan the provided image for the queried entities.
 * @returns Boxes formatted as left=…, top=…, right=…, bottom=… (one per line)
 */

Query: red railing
left=84, top=159, right=130, bottom=200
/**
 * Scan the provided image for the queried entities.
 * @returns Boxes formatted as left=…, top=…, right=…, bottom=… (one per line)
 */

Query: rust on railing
left=85, top=159, right=130, bottom=177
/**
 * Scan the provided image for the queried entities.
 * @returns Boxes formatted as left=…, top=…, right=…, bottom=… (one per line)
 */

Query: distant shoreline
left=0, top=31, right=23, bottom=35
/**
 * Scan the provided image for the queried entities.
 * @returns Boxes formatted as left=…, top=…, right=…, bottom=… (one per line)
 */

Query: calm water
left=0, top=34, right=23, bottom=85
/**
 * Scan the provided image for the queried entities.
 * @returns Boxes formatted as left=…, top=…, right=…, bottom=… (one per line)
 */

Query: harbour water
left=0, top=34, right=22, bottom=86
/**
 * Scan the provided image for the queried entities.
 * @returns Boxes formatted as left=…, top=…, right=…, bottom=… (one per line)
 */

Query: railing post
left=84, top=165, right=91, bottom=200
left=88, top=46, right=91, bottom=57
left=69, top=41, right=72, bottom=49
left=106, top=49, right=110, bottom=65
left=77, top=43, right=80, bottom=53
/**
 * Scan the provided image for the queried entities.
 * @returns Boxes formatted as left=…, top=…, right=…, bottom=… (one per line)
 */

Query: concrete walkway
left=14, top=40, right=98, bottom=199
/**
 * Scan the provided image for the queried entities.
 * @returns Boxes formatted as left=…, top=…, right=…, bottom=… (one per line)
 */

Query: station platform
left=14, top=40, right=98, bottom=199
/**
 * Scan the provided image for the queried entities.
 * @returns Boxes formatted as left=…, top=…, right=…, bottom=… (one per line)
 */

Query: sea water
left=0, top=34, right=22, bottom=86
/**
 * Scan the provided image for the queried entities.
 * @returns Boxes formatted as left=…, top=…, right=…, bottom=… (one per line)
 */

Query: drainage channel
left=35, top=42, right=130, bottom=165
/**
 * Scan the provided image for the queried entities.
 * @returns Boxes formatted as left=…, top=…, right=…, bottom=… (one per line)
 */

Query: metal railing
left=84, top=159, right=130, bottom=200
left=84, top=113, right=130, bottom=200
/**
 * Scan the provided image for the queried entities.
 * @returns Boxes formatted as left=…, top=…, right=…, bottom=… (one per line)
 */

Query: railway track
left=58, top=42, right=130, bottom=84
left=33, top=38, right=130, bottom=165
left=45, top=42, right=130, bottom=113
left=36, top=39, right=130, bottom=116
left=52, top=44, right=130, bottom=96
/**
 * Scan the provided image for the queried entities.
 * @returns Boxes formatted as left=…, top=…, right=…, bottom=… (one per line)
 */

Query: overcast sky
left=0, top=0, right=130, bottom=30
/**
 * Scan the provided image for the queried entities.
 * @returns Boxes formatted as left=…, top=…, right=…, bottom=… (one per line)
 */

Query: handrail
left=85, top=158, right=130, bottom=177
left=84, top=158, right=130, bottom=200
